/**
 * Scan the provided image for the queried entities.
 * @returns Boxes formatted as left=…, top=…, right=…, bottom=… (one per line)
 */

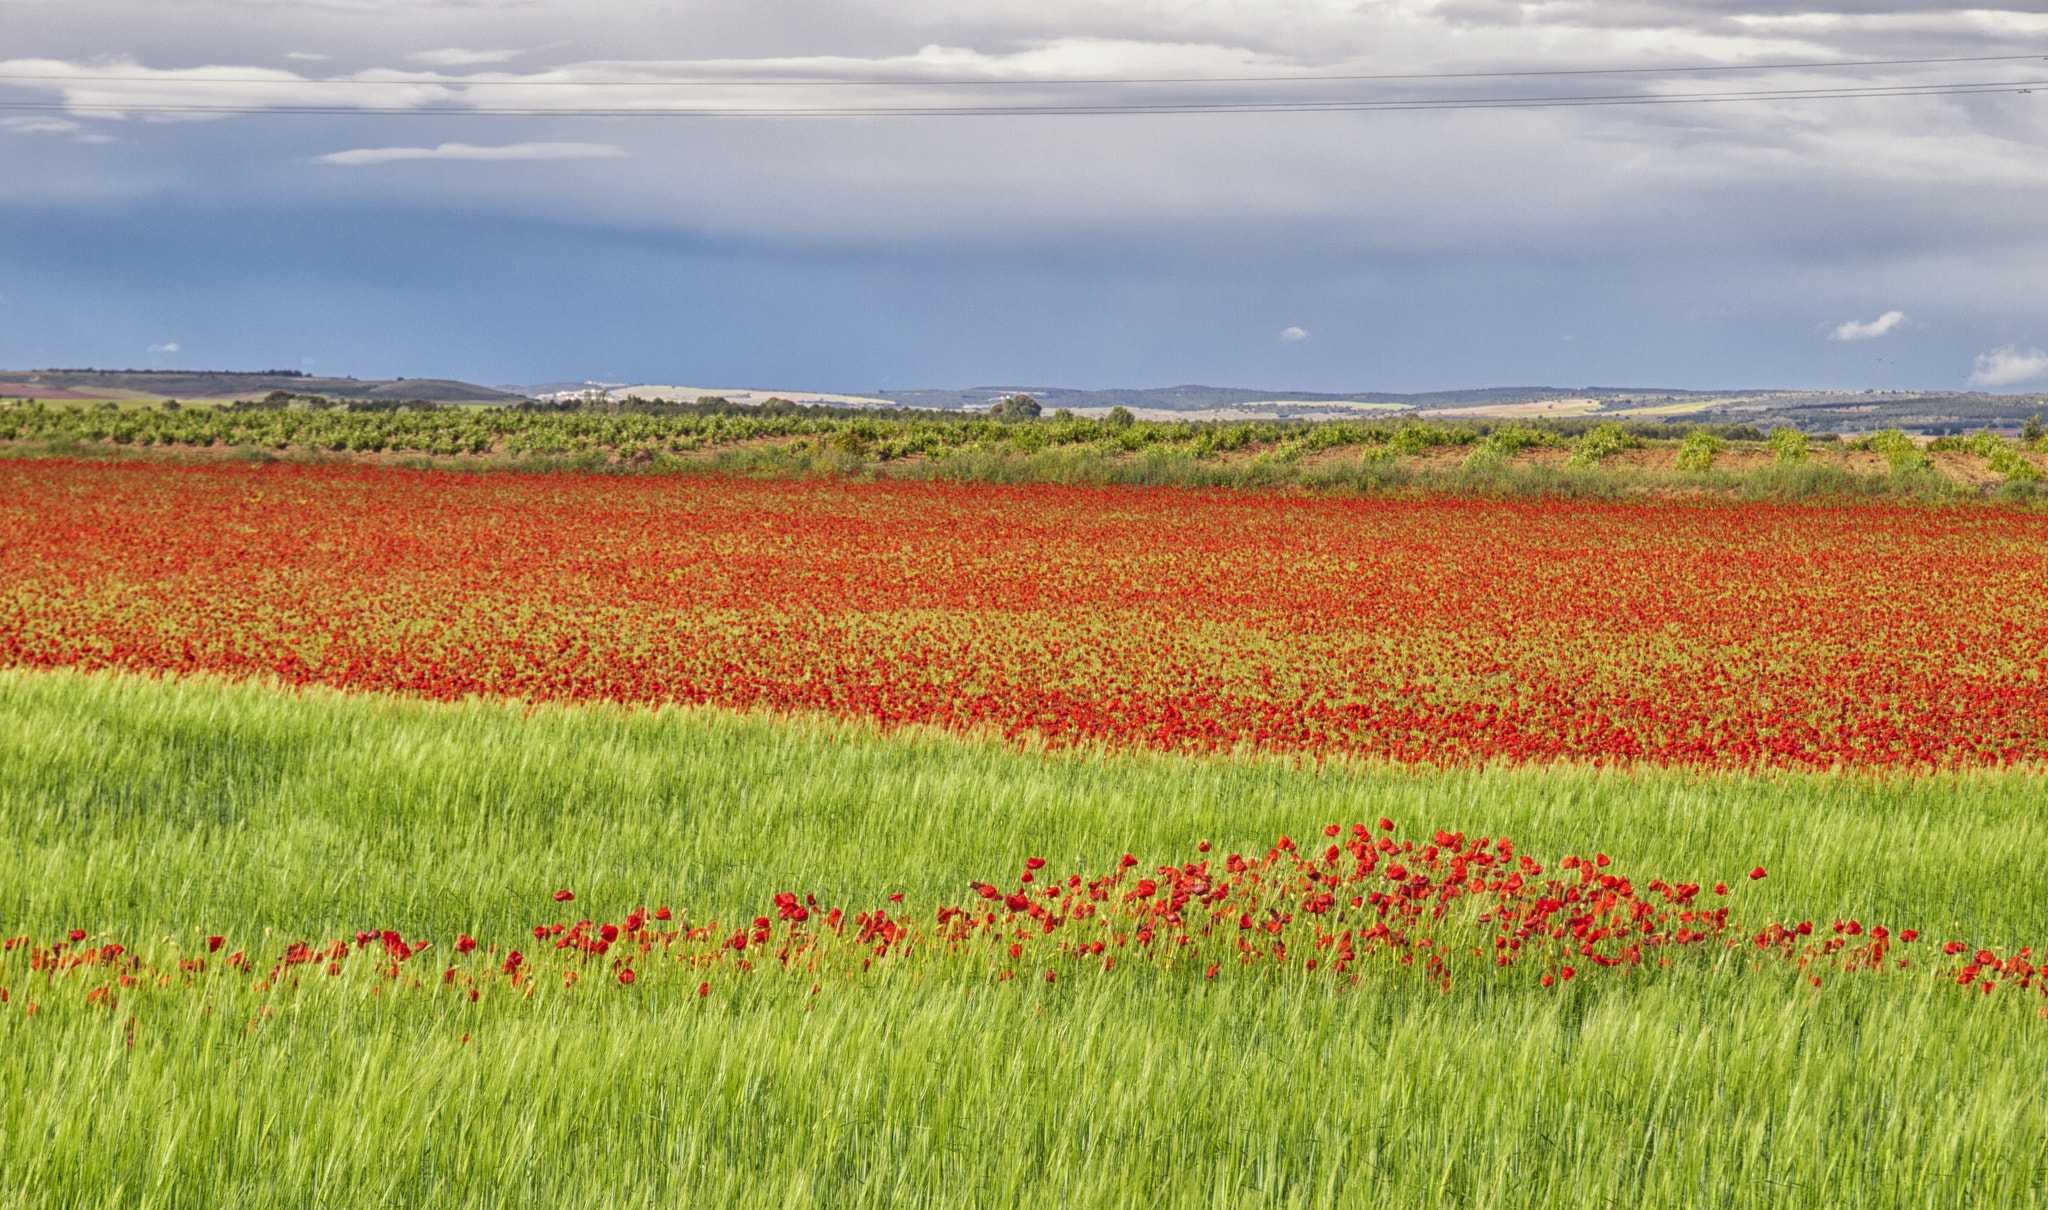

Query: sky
left=2, top=0, right=2045, bottom=394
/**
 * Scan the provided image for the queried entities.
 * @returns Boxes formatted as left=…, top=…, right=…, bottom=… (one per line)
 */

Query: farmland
left=7, top=455, right=2048, bottom=1206
left=5, top=670, right=2048, bottom=1206
left=5, top=459, right=2047, bottom=769
left=6, top=396, right=2048, bottom=501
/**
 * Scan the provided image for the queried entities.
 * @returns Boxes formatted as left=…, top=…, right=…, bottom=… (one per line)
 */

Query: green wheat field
left=5, top=668, right=2048, bottom=1207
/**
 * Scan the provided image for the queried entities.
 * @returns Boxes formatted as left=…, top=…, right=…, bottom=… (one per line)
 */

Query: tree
left=988, top=394, right=1041, bottom=422
left=2026, top=413, right=2043, bottom=445
left=1104, top=406, right=1135, bottom=428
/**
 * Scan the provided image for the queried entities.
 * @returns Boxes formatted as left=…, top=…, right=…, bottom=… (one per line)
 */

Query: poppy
left=1378, top=819, right=1394, bottom=832
left=618, top=969, right=636, bottom=985
left=1024, top=858, right=1046, bottom=870
left=67, top=930, right=86, bottom=943
left=207, top=936, right=224, bottom=953
left=1749, top=867, right=1766, bottom=880
left=697, top=981, right=710, bottom=998
left=456, top=935, right=477, bottom=954
left=553, top=890, right=574, bottom=902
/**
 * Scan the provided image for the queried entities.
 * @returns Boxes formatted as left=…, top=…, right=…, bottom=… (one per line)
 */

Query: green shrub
left=1675, top=430, right=1725, bottom=471
left=1767, top=426, right=1809, bottom=464
left=1867, top=428, right=1929, bottom=473
left=1568, top=423, right=1642, bottom=467
left=1462, top=424, right=1556, bottom=469
left=1103, top=406, right=1135, bottom=428
left=987, top=394, right=1042, bottom=422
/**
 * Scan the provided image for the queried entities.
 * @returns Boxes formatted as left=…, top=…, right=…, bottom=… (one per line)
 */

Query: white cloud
left=1, top=115, right=81, bottom=134
left=1830, top=311, right=1907, bottom=341
left=316, top=142, right=625, bottom=165
left=1279, top=326, right=1308, bottom=342
left=1968, top=346, right=2048, bottom=389
left=149, top=342, right=180, bottom=353
left=407, top=48, right=523, bottom=66
left=285, top=53, right=332, bottom=62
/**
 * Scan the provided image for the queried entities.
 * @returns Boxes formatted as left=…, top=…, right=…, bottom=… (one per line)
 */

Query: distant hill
left=866, top=384, right=1736, bottom=412
left=0, top=369, right=531, bottom=405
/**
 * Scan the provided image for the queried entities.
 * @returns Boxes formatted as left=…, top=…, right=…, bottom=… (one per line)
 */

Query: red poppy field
left=8, top=459, right=2048, bottom=1206
left=3, top=458, right=2045, bottom=770
left=12, top=818, right=2037, bottom=1022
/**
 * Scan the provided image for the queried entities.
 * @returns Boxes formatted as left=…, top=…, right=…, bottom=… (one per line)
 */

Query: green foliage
left=1865, top=428, right=1930, bottom=473
left=1103, top=406, right=1135, bottom=428
left=1674, top=430, right=1726, bottom=472
left=988, top=394, right=1043, bottom=422
left=9, top=670, right=2048, bottom=1206
left=1767, top=426, right=1809, bottom=464
left=1567, top=423, right=1643, bottom=467
left=2026, top=413, right=2044, bottom=446
left=1463, top=424, right=1558, bottom=469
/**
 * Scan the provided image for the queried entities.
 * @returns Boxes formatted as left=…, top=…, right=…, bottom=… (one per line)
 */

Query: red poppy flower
left=1713, top=884, right=1728, bottom=896
left=1900, top=929, right=1919, bottom=942
left=1197, top=841, right=1211, bottom=853
left=553, top=890, right=574, bottom=902
left=1119, top=855, right=1137, bottom=869
left=1377, top=818, right=1394, bottom=832
left=1323, top=824, right=1340, bottom=837
left=1024, top=857, right=1046, bottom=870
left=1561, top=966, right=1576, bottom=980
left=456, top=935, right=477, bottom=954
left=654, top=907, right=672, bottom=921
left=207, top=936, right=224, bottom=953
left=1205, top=964, right=1218, bottom=979
left=697, top=981, right=710, bottom=998
left=888, top=893, right=904, bottom=902
left=1749, top=867, right=1766, bottom=880
left=618, top=969, right=636, bottom=985
left=1044, top=971, right=1056, bottom=983
left=67, top=929, right=86, bottom=942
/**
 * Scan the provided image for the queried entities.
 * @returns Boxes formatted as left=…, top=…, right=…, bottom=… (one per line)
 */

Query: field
left=7, top=396, right=2048, bottom=501
left=7, top=457, right=2048, bottom=1206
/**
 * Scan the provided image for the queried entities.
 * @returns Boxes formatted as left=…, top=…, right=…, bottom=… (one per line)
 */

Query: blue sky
left=3, top=0, right=2046, bottom=393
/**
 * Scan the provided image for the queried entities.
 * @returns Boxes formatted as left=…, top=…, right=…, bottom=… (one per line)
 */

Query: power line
left=0, top=78, right=2039, bottom=117
left=0, top=52, right=2042, bottom=89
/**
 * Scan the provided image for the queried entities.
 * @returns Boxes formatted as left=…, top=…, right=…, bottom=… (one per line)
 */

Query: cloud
left=1968, top=346, right=2048, bottom=389
left=1279, top=326, right=1308, bottom=343
left=149, top=342, right=179, bottom=353
left=2, top=115, right=81, bottom=134
left=407, top=48, right=522, bottom=66
left=1830, top=311, right=1907, bottom=341
left=316, top=142, right=625, bottom=165
left=285, top=53, right=332, bottom=62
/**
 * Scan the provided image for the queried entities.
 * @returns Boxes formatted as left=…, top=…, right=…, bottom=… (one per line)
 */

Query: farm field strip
left=6, top=670, right=2048, bottom=1207
left=4, top=459, right=2046, bottom=769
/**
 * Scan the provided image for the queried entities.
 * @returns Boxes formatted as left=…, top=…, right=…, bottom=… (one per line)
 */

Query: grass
left=6, top=668, right=2048, bottom=1207
left=8, top=398, right=2046, bottom=504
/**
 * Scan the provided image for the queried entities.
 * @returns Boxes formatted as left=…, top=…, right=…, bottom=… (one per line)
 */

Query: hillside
left=0, top=369, right=530, bottom=405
